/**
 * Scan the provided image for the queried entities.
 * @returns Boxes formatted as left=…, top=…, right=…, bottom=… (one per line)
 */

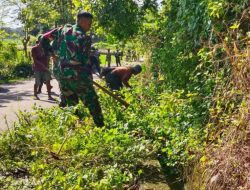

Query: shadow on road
left=50, top=92, right=59, bottom=97
left=39, top=99, right=58, bottom=104
left=0, top=88, right=10, bottom=93
left=0, top=91, right=33, bottom=105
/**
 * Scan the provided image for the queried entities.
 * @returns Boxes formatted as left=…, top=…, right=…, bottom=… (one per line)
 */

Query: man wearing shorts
left=31, top=41, right=55, bottom=101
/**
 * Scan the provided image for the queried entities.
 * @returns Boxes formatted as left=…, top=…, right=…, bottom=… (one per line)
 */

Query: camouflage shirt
left=41, top=24, right=92, bottom=79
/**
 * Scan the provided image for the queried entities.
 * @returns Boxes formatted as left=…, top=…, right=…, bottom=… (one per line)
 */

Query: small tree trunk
left=22, top=28, right=30, bottom=58
left=22, top=39, right=27, bottom=57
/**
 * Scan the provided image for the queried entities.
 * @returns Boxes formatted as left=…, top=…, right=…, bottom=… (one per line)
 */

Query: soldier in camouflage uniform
left=40, top=11, right=104, bottom=127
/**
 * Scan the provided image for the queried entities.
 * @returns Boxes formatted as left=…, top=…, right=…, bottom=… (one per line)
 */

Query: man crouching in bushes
left=31, top=38, right=55, bottom=101
left=100, top=65, right=142, bottom=90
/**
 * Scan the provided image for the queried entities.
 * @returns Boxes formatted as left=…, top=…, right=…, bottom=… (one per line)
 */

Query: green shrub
left=0, top=41, right=32, bottom=81
left=0, top=104, right=152, bottom=189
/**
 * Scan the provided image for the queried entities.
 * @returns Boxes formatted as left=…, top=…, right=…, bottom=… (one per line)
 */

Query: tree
left=3, top=0, right=160, bottom=54
left=2, top=0, right=75, bottom=57
left=72, top=0, right=159, bottom=41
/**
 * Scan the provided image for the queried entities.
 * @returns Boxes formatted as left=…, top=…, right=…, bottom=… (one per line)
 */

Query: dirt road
left=0, top=79, right=60, bottom=131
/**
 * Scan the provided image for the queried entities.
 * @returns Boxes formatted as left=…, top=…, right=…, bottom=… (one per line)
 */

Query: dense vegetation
left=0, top=40, right=32, bottom=83
left=0, top=0, right=249, bottom=189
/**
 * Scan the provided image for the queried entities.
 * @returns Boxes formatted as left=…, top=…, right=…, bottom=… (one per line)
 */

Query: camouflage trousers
left=58, top=74, right=104, bottom=127
left=53, top=62, right=66, bottom=107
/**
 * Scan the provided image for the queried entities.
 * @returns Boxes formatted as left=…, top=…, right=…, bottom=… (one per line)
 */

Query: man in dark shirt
left=31, top=42, right=54, bottom=100
left=101, top=65, right=142, bottom=90
left=106, top=49, right=112, bottom=67
left=115, top=49, right=121, bottom=67
left=90, top=48, right=101, bottom=75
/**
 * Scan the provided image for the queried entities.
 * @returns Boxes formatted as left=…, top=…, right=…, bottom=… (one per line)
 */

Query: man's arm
left=79, top=35, right=92, bottom=64
left=40, top=27, right=62, bottom=57
left=122, top=73, right=133, bottom=88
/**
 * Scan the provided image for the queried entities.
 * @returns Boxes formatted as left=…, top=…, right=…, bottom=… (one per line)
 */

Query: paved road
left=0, top=79, right=60, bottom=131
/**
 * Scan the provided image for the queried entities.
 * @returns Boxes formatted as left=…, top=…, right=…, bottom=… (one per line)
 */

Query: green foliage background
left=0, top=40, right=32, bottom=83
left=0, top=0, right=249, bottom=189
